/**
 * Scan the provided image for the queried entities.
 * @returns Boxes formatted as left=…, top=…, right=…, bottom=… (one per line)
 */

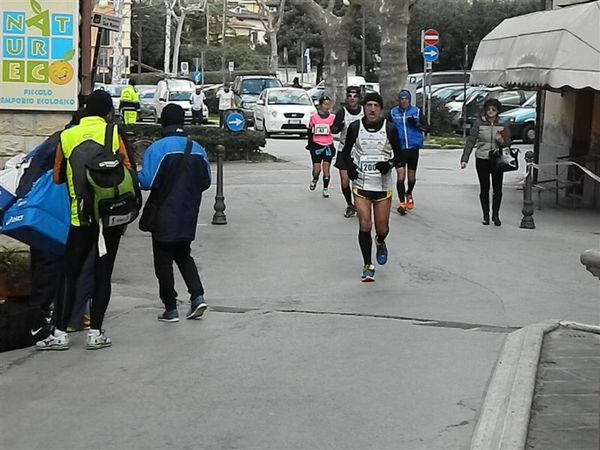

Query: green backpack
left=68, top=124, right=140, bottom=227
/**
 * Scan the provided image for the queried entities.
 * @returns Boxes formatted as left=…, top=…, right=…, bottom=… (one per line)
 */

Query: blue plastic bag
left=1, top=170, right=70, bottom=255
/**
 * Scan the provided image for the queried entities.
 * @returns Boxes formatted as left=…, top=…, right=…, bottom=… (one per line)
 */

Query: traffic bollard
left=212, top=144, right=227, bottom=225
left=520, top=150, right=536, bottom=229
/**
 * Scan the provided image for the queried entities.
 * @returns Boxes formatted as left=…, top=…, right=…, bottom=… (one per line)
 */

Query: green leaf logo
left=30, top=0, right=43, bottom=14
left=63, top=48, right=76, bottom=61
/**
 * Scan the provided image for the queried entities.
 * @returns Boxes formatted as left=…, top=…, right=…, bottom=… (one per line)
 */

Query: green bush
left=125, top=124, right=268, bottom=162
left=415, top=96, right=455, bottom=136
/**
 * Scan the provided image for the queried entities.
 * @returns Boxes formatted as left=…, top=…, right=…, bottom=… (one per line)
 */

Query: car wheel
left=521, top=124, right=535, bottom=144
left=263, top=120, right=271, bottom=138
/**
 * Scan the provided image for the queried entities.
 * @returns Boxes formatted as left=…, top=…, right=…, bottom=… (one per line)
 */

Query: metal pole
left=206, top=2, right=210, bottom=47
left=201, top=49, right=205, bottom=86
left=212, top=144, right=227, bottom=225
left=300, top=41, right=305, bottom=85
left=520, top=150, right=536, bottom=229
left=427, top=65, right=431, bottom=126
left=137, top=20, right=142, bottom=80
left=421, top=30, right=426, bottom=113
left=361, top=6, right=366, bottom=78
left=463, top=44, right=468, bottom=139
left=80, top=0, right=93, bottom=100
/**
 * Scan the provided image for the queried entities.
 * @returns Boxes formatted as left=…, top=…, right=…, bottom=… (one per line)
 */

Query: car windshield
left=168, top=91, right=192, bottom=101
left=140, top=90, right=155, bottom=99
left=241, top=79, right=281, bottom=95
left=104, top=85, right=124, bottom=97
left=268, top=91, right=312, bottom=105
left=522, top=94, right=537, bottom=107
left=432, top=87, right=460, bottom=100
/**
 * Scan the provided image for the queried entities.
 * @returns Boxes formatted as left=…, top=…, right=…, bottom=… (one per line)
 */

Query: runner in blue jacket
left=388, top=90, right=429, bottom=215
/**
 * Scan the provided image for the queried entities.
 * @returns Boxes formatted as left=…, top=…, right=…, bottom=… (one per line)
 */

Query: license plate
left=288, top=119, right=301, bottom=124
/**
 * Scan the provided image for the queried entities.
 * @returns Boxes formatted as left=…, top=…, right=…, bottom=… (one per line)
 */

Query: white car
left=254, top=88, right=316, bottom=137
left=153, top=78, right=208, bottom=124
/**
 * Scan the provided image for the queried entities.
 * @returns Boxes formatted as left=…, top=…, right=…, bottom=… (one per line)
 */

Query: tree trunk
left=171, top=12, right=187, bottom=75
left=325, top=25, right=349, bottom=107
left=164, top=4, right=172, bottom=74
left=379, top=0, right=410, bottom=109
left=269, top=29, right=279, bottom=72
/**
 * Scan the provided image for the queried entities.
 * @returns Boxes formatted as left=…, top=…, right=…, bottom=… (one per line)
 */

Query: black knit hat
left=85, top=90, right=114, bottom=117
left=346, top=85, right=361, bottom=95
left=363, top=92, right=383, bottom=107
left=161, top=104, right=185, bottom=127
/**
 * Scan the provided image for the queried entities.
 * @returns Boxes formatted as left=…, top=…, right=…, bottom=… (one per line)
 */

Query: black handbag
left=139, top=139, right=193, bottom=232
left=490, top=146, right=519, bottom=173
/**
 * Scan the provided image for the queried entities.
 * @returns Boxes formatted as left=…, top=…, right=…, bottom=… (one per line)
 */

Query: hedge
left=125, top=124, right=269, bottom=163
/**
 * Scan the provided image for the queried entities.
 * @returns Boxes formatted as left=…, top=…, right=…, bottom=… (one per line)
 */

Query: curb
left=470, top=320, right=559, bottom=450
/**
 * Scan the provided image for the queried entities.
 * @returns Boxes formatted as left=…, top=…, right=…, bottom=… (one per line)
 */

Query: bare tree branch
left=326, top=0, right=335, bottom=13
left=274, top=0, right=286, bottom=30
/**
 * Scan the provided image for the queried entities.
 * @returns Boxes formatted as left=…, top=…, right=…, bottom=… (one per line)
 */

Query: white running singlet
left=351, top=120, right=393, bottom=192
left=339, top=107, right=364, bottom=147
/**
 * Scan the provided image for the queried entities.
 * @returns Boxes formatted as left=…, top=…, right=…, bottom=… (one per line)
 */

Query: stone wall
left=0, top=111, right=71, bottom=167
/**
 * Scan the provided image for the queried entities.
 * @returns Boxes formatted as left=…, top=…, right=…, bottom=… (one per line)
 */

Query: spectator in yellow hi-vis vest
left=119, top=79, right=140, bottom=125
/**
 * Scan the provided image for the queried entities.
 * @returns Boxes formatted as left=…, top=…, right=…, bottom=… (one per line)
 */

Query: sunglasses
left=347, top=93, right=359, bottom=98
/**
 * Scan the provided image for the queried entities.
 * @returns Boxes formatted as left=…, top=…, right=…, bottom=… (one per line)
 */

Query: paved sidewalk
left=526, top=327, right=600, bottom=450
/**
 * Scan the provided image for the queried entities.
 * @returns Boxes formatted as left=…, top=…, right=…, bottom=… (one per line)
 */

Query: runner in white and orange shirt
left=306, top=96, right=336, bottom=198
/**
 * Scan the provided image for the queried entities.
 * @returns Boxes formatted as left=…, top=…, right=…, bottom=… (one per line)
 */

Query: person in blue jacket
left=389, top=90, right=429, bottom=215
left=138, top=104, right=212, bottom=323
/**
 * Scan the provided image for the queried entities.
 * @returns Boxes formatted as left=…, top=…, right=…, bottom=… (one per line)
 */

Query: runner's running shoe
left=86, top=330, right=112, bottom=350
left=158, top=308, right=180, bottom=322
left=36, top=330, right=69, bottom=351
left=309, top=179, right=318, bottom=191
left=361, top=264, right=375, bottom=282
left=344, top=205, right=356, bottom=218
left=406, top=194, right=414, bottom=210
left=376, top=241, right=388, bottom=265
left=397, top=203, right=407, bottom=216
left=187, top=296, right=208, bottom=320
left=322, top=188, right=329, bottom=198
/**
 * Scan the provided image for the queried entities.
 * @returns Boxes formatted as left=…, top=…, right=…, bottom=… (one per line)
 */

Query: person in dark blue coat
left=389, top=90, right=429, bottom=215
left=138, top=104, right=212, bottom=323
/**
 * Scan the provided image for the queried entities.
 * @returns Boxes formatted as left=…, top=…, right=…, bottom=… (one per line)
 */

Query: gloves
left=406, top=117, right=418, bottom=127
left=347, top=163, right=359, bottom=180
left=375, top=161, right=392, bottom=174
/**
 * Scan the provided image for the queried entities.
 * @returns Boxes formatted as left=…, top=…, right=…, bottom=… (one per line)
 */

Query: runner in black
left=332, top=86, right=364, bottom=218
left=340, top=93, right=402, bottom=282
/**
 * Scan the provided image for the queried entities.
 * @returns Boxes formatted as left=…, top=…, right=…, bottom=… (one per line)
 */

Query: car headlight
left=508, top=117, right=516, bottom=122
left=271, top=110, right=277, bottom=118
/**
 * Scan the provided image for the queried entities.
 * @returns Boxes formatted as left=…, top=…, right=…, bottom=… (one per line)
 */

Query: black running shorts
left=396, top=149, right=420, bottom=171
left=352, top=188, right=393, bottom=202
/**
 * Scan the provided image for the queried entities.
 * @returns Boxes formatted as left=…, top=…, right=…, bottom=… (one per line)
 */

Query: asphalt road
left=1, top=137, right=597, bottom=450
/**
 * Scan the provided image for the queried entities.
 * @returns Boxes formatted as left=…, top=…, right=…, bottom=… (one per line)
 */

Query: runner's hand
left=407, top=117, right=418, bottom=127
left=347, top=164, right=359, bottom=180
left=460, top=162, right=467, bottom=169
left=375, top=161, right=392, bottom=174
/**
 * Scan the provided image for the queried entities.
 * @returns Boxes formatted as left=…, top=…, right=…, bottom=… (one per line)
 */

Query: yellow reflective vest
left=59, top=117, right=120, bottom=226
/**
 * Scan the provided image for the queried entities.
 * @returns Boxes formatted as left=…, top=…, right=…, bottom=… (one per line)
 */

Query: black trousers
left=55, top=225, right=124, bottom=331
left=191, top=109, right=203, bottom=125
left=30, top=249, right=64, bottom=314
left=152, top=239, right=204, bottom=311
left=476, top=157, right=504, bottom=218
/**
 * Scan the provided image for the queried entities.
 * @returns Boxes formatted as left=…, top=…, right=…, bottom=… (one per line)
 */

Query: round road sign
left=424, top=28, right=439, bottom=47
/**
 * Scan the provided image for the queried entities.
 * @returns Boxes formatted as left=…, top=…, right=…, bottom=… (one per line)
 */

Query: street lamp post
left=361, top=6, right=366, bottom=77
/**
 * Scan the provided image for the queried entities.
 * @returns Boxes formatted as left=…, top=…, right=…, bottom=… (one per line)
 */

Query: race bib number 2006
left=359, top=155, right=385, bottom=173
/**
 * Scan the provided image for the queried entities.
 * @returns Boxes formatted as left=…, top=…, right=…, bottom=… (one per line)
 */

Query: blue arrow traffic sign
left=422, top=45, right=439, bottom=62
left=225, top=111, right=245, bottom=132
left=192, top=71, right=201, bottom=84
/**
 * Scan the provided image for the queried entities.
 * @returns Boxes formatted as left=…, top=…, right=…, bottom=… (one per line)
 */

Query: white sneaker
left=86, top=329, right=112, bottom=350
left=36, top=330, right=69, bottom=351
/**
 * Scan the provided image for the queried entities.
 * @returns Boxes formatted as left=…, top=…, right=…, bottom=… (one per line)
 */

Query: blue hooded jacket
left=138, top=126, right=211, bottom=242
left=389, top=90, right=427, bottom=150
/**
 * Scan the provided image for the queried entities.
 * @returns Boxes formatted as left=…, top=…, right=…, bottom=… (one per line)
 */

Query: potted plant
left=0, top=245, right=31, bottom=300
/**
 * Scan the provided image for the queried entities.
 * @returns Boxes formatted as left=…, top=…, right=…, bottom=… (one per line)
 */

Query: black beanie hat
left=161, top=104, right=185, bottom=127
left=346, top=85, right=361, bottom=95
left=363, top=92, right=383, bottom=107
left=86, top=90, right=114, bottom=117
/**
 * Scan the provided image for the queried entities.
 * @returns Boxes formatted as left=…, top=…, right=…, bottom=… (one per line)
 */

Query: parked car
left=137, top=85, right=157, bottom=122
left=152, top=78, right=207, bottom=124
left=307, top=86, right=325, bottom=104
left=460, top=88, right=535, bottom=132
left=253, top=88, right=316, bottom=137
left=499, top=94, right=537, bottom=143
left=232, top=75, right=283, bottom=126
left=407, top=71, right=470, bottom=88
